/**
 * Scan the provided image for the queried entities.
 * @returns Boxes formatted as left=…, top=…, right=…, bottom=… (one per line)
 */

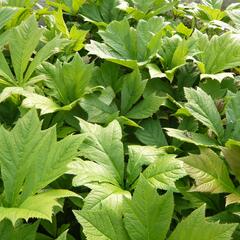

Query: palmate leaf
left=180, top=148, right=235, bottom=193
left=0, top=109, right=85, bottom=223
left=86, top=17, right=167, bottom=68
left=77, top=176, right=236, bottom=240
left=142, top=154, right=186, bottom=190
left=0, top=15, right=69, bottom=86
left=126, top=145, right=167, bottom=187
left=41, top=53, right=94, bottom=105
left=74, top=207, right=130, bottom=240
left=123, top=176, right=174, bottom=240
left=168, top=205, right=237, bottom=240
left=184, top=87, right=224, bottom=141
left=121, top=69, right=147, bottom=114
left=78, top=119, right=125, bottom=186
left=80, top=0, right=124, bottom=26
left=199, top=33, right=240, bottom=74
left=119, top=0, right=178, bottom=20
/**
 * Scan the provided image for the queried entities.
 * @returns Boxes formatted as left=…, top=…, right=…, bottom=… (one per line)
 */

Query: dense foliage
left=1, top=0, right=240, bottom=239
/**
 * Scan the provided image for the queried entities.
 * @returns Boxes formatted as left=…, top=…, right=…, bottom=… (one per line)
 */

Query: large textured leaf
left=143, top=154, right=186, bottom=190
left=86, top=17, right=167, bottom=68
left=78, top=119, right=124, bottom=186
left=0, top=109, right=85, bottom=220
left=123, top=176, right=173, bottom=240
left=200, top=33, right=240, bottom=74
left=180, top=148, right=235, bottom=193
left=169, top=205, right=237, bottom=240
left=0, top=220, right=38, bottom=240
left=74, top=207, right=129, bottom=240
left=184, top=87, right=224, bottom=140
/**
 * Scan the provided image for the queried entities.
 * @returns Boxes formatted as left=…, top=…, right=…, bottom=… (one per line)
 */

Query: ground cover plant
left=1, top=0, right=240, bottom=239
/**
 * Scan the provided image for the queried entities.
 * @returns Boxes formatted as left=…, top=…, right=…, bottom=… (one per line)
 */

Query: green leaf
left=0, top=87, right=62, bottom=115
left=180, top=148, right=235, bottom=193
left=125, top=94, right=164, bottom=119
left=158, top=35, right=188, bottom=79
left=0, top=7, right=19, bottom=30
left=121, top=69, right=147, bottom=114
left=126, top=145, right=166, bottom=187
left=86, top=17, right=167, bottom=68
left=123, top=176, right=173, bottom=240
left=82, top=184, right=131, bottom=211
left=222, top=139, right=240, bottom=182
left=202, top=0, right=223, bottom=9
left=0, top=109, right=85, bottom=213
left=78, top=119, right=124, bottom=186
left=184, top=87, right=224, bottom=140
left=42, top=54, right=94, bottom=105
left=74, top=207, right=129, bottom=240
left=9, top=15, right=42, bottom=83
left=56, top=230, right=68, bottom=240
left=165, top=128, right=219, bottom=148
left=24, top=36, right=69, bottom=82
left=169, top=205, right=236, bottom=240
left=68, top=159, right=119, bottom=187
left=143, top=154, right=186, bottom=190
left=80, top=0, right=124, bottom=25
left=0, top=190, right=79, bottom=224
left=135, top=119, right=168, bottom=147
left=200, top=33, right=240, bottom=74
left=0, top=220, right=38, bottom=240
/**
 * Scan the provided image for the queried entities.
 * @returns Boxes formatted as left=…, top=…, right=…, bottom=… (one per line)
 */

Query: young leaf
left=184, top=87, right=224, bottom=140
left=123, top=176, right=174, bottom=240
